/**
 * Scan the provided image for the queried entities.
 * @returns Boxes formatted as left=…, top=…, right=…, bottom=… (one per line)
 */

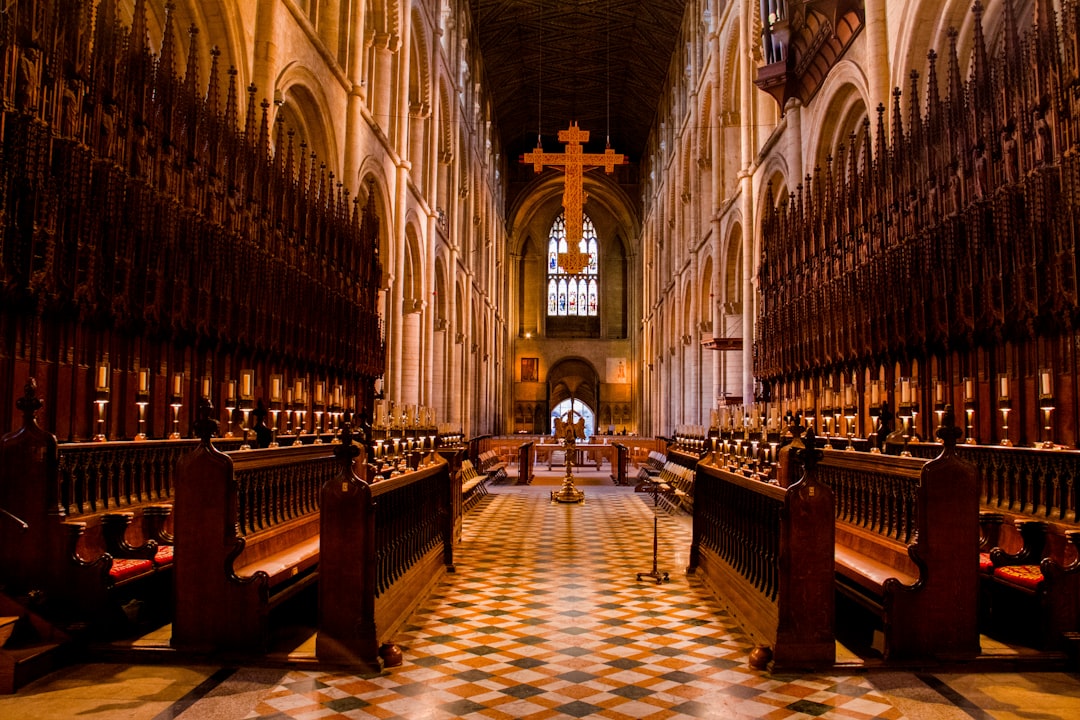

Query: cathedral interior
left=2, top=0, right=1080, bottom=718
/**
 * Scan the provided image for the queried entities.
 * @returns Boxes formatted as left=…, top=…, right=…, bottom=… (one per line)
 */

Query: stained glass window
left=546, top=211, right=599, bottom=316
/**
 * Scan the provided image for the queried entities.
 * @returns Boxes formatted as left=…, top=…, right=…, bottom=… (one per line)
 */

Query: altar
left=533, top=442, right=616, bottom=470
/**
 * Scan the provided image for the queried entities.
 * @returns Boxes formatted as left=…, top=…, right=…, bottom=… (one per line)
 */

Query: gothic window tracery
left=546, top=211, right=599, bottom=317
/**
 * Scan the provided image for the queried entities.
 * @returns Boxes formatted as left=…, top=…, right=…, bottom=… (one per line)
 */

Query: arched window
left=546, top=211, right=599, bottom=317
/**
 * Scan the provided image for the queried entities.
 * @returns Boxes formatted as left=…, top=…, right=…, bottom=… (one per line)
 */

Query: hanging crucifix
left=521, top=122, right=626, bottom=275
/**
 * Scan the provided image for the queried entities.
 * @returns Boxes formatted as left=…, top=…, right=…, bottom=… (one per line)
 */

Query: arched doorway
left=546, top=357, right=600, bottom=439
left=549, top=398, right=596, bottom=439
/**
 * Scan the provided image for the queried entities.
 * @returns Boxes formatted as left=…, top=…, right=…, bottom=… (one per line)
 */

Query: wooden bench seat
left=0, top=382, right=175, bottom=636
left=979, top=515, right=1080, bottom=649
left=812, top=412, right=980, bottom=661
left=172, top=408, right=336, bottom=653
left=833, top=541, right=918, bottom=601
left=459, top=460, right=489, bottom=510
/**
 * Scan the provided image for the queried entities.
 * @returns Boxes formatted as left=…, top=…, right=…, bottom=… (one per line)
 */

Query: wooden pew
left=459, top=460, right=490, bottom=511
left=0, top=381, right=175, bottom=631
left=318, top=428, right=454, bottom=668
left=171, top=407, right=335, bottom=653
left=813, top=412, right=980, bottom=661
left=690, top=431, right=835, bottom=671
left=477, top=450, right=508, bottom=484
left=982, top=516, right=1080, bottom=649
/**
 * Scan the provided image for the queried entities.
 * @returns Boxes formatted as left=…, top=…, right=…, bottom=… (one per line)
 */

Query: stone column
left=371, top=32, right=395, bottom=132
left=252, top=2, right=279, bottom=107
left=401, top=310, right=421, bottom=405
left=432, top=321, right=447, bottom=422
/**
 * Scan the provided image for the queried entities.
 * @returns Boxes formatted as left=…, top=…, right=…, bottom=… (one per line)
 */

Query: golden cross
left=521, top=122, right=626, bottom=275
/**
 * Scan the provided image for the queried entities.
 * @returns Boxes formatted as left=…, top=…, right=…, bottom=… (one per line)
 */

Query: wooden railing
left=906, top=442, right=1080, bottom=523
left=233, top=446, right=334, bottom=536
left=57, top=439, right=242, bottom=517
left=372, top=465, right=451, bottom=597
left=816, top=452, right=922, bottom=545
left=691, top=456, right=834, bottom=670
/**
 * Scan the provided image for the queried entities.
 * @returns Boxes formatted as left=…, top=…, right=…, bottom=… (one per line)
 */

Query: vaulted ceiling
left=470, top=1, right=689, bottom=167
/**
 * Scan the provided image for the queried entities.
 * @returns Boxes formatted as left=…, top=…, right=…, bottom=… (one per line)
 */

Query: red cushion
left=109, top=558, right=153, bottom=582
left=993, top=564, right=1044, bottom=591
left=979, top=552, right=993, bottom=574
left=153, top=545, right=174, bottom=566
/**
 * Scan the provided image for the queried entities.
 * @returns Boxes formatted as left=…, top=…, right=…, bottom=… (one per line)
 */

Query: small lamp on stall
left=1039, top=368, right=1056, bottom=449
left=997, top=373, right=1012, bottom=447
left=93, top=359, right=110, bottom=442
left=239, top=369, right=254, bottom=431
left=269, top=374, right=283, bottom=433
left=224, top=379, right=237, bottom=438
left=135, top=367, right=150, bottom=441
left=169, top=371, right=184, bottom=439
left=963, top=376, right=976, bottom=444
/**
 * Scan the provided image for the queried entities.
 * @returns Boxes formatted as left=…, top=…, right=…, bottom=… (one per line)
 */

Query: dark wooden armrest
left=61, top=521, right=110, bottom=569
left=990, top=519, right=1048, bottom=567
left=143, top=504, right=174, bottom=545
left=1043, top=531, right=1080, bottom=578
left=978, top=511, right=1004, bottom=551
left=102, top=512, right=158, bottom=560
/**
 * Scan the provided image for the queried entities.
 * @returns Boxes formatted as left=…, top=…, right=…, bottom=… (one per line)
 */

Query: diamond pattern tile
left=242, top=485, right=947, bottom=719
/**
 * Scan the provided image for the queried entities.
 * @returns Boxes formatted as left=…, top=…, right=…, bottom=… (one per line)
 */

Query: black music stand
left=637, top=478, right=669, bottom=584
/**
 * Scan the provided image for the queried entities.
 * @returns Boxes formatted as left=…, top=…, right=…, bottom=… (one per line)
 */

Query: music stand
left=637, top=478, right=669, bottom=584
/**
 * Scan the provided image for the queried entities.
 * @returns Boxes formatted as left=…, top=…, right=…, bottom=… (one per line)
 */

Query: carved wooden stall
left=0, top=0, right=384, bottom=442
left=318, top=428, right=453, bottom=669
left=756, top=1, right=1080, bottom=450
left=171, top=413, right=334, bottom=653
left=816, top=416, right=981, bottom=661
left=690, top=433, right=835, bottom=671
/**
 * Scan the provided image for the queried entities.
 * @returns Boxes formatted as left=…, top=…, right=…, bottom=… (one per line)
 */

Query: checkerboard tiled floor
left=245, top=484, right=905, bottom=719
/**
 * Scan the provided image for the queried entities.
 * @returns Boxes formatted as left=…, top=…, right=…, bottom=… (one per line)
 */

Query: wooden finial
left=936, top=404, right=963, bottom=448
left=335, top=421, right=361, bottom=463
left=797, top=428, right=823, bottom=470
left=193, top=397, right=218, bottom=444
left=16, top=378, right=42, bottom=425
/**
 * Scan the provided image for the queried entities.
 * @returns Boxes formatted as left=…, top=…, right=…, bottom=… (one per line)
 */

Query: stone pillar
left=432, top=323, right=447, bottom=422
left=252, top=2, right=279, bottom=107
left=863, top=0, right=891, bottom=128
left=372, top=33, right=395, bottom=133
left=343, top=0, right=367, bottom=186
left=401, top=310, right=421, bottom=405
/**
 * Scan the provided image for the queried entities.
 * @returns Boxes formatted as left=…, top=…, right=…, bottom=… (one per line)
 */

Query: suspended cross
left=521, top=122, right=626, bottom=275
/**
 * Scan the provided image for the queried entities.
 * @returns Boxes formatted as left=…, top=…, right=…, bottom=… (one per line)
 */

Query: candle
left=294, top=379, right=303, bottom=401
left=870, top=381, right=880, bottom=406
left=1040, top=370, right=1052, bottom=396
left=999, top=375, right=1009, bottom=400
left=271, top=376, right=282, bottom=401
left=333, top=385, right=343, bottom=407
left=138, top=368, right=150, bottom=394
left=241, top=371, right=253, bottom=398
left=935, top=381, right=945, bottom=404
left=173, top=373, right=182, bottom=397
left=964, top=377, right=974, bottom=401
left=97, top=363, right=109, bottom=390
left=201, top=376, right=211, bottom=398
left=315, top=382, right=324, bottom=404
left=901, top=379, right=911, bottom=404
left=227, top=380, right=237, bottom=404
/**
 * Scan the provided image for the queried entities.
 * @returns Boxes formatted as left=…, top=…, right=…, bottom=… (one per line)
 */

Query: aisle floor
left=2, top=476, right=1080, bottom=719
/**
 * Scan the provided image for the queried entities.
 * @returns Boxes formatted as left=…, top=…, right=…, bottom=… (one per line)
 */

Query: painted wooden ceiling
left=470, top=1, right=688, bottom=166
